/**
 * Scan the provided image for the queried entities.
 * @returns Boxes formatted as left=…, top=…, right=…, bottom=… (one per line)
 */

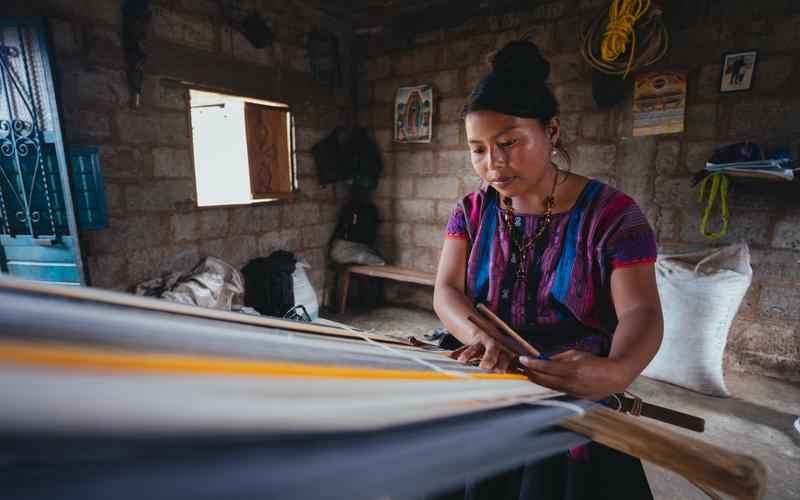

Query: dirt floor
left=324, top=305, right=800, bottom=500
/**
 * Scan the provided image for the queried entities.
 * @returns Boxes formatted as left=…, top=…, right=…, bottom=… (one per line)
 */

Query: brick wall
left=360, top=0, right=800, bottom=381
left=10, top=0, right=353, bottom=302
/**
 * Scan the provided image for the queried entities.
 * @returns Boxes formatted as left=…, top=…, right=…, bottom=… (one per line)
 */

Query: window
left=188, top=89, right=295, bottom=207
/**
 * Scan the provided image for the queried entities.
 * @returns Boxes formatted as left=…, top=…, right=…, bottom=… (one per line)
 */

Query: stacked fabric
left=702, top=142, right=795, bottom=181
left=705, top=158, right=794, bottom=181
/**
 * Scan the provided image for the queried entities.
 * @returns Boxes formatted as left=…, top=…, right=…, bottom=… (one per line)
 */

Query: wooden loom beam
left=0, top=277, right=411, bottom=346
left=561, top=408, right=767, bottom=500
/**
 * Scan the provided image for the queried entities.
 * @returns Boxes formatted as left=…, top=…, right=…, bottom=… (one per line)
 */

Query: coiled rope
left=580, top=0, right=669, bottom=78
left=602, top=0, right=651, bottom=74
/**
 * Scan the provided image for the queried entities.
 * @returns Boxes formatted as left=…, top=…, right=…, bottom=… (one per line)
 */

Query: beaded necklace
left=501, top=171, right=559, bottom=283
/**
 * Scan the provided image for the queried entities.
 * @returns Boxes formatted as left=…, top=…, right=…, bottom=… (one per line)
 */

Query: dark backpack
left=311, top=128, right=349, bottom=186
left=341, top=127, right=383, bottom=192
left=311, top=127, right=383, bottom=189
left=333, top=200, right=379, bottom=246
left=241, top=251, right=297, bottom=317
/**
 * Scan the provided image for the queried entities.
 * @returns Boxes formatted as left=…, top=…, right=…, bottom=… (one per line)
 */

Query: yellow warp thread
left=0, top=339, right=528, bottom=382
left=601, top=0, right=652, bottom=78
left=698, top=173, right=729, bottom=240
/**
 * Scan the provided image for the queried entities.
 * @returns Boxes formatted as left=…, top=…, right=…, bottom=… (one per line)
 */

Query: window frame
left=185, top=85, right=298, bottom=207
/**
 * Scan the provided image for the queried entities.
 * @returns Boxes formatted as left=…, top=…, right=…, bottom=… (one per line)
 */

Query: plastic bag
left=330, top=239, right=386, bottom=265
left=134, top=256, right=245, bottom=311
left=292, top=259, right=319, bottom=321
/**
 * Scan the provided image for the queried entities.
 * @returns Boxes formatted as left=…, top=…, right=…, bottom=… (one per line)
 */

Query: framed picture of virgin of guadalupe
left=394, top=85, right=433, bottom=143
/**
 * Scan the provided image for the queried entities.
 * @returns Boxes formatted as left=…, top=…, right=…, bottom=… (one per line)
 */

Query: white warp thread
left=338, top=323, right=473, bottom=380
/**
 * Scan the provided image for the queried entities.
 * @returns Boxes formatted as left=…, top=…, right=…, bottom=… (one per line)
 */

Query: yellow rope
left=601, top=0, right=652, bottom=78
left=0, top=339, right=527, bottom=382
left=698, top=173, right=729, bottom=240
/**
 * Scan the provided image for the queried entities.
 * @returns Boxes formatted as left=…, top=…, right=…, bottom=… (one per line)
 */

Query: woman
left=432, top=40, right=663, bottom=499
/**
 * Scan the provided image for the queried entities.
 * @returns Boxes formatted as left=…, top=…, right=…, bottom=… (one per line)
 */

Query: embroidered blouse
left=445, top=180, right=657, bottom=357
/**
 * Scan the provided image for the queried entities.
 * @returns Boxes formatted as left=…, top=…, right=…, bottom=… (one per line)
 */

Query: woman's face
left=465, top=110, right=559, bottom=199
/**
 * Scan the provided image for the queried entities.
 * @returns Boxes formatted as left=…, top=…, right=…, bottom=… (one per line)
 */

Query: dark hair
left=463, top=40, right=559, bottom=125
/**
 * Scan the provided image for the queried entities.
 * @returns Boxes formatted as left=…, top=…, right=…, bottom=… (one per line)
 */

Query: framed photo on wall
left=394, top=85, right=433, bottom=143
left=720, top=50, right=758, bottom=93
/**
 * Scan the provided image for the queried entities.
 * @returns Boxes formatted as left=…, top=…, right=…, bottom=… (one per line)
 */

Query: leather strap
left=607, top=393, right=705, bottom=433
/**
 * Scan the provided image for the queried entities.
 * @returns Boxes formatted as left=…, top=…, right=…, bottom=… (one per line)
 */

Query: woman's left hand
left=518, top=350, right=627, bottom=401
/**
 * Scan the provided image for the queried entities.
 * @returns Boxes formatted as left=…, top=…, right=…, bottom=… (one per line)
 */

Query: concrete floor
left=325, top=305, right=800, bottom=500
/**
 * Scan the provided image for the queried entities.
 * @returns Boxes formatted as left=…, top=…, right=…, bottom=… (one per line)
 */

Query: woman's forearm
left=607, top=305, right=663, bottom=390
left=433, top=285, right=482, bottom=345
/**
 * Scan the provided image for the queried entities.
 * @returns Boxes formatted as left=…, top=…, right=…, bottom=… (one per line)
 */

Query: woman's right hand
left=448, top=318, right=517, bottom=373
left=434, top=238, right=517, bottom=373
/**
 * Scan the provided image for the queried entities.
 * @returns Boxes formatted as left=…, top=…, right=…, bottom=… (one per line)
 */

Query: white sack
left=644, top=241, right=752, bottom=397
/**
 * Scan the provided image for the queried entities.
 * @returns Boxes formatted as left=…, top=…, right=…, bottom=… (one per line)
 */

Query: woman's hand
left=434, top=239, right=520, bottom=373
left=519, top=350, right=628, bottom=401
left=449, top=327, right=517, bottom=373
left=519, top=265, right=664, bottom=401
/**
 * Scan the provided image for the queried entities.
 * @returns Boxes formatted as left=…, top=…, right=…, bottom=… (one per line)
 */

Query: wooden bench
left=337, top=265, right=436, bottom=313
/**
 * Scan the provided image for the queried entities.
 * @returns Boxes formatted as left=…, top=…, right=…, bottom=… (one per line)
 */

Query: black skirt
left=428, top=442, right=653, bottom=500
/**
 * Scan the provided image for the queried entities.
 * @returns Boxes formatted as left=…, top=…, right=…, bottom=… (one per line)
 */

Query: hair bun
left=488, top=40, right=550, bottom=85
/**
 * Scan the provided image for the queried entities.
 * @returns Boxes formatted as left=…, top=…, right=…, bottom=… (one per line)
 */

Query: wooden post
left=338, top=267, right=351, bottom=314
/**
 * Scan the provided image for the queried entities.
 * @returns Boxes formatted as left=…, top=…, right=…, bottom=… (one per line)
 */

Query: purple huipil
left=445, top=180, right=657, bottom=357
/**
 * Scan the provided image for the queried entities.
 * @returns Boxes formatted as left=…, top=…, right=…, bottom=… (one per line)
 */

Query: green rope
left=698, top=173, right=729, bottom=239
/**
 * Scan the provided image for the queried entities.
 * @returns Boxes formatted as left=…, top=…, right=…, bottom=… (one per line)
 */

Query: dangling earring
left=550, top=147, right=560, bottom=169
left=551, top=144, right=572, bottom=178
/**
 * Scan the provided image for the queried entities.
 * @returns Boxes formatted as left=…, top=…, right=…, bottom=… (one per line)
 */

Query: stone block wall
left=360, top=0, right=800, bottom=381
left=9, top=0, right=353, bottom=302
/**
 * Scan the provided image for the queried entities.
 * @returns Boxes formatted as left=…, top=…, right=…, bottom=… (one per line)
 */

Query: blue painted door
left=0, top=18, right=84, bottom=285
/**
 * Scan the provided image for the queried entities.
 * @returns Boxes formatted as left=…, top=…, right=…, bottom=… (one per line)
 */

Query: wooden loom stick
left=0, top=276, right=411, bottom=346
left=465, top=315, right=518, bottom=357
left=561, top=407, right=767, bottom=500
left=475, top=303, right=541, bottom=358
